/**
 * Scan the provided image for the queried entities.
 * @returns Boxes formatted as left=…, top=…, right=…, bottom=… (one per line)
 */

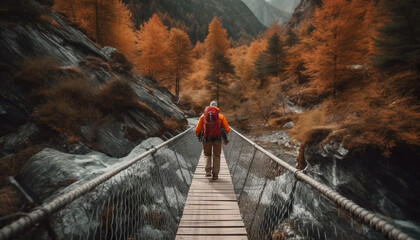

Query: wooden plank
left=177, top=152, right=247, bottom=239
left=182, top=209, right=240, bottom=215
left=184, top=205, right=239, bottom=210
left=179, top=220, right=245, bottom=227
left=185, top=201, right=239, bottom=206
left=186, top=197, right=237, bottom=201
left=188, top=189, right=236, bottom=193
left=180, top=214, right=243, bottom=221
left=177, top=227, right=247, bottom=235
left=187, top=194, right=237, bottom=198
left=176, top=236, right=248, bottom=240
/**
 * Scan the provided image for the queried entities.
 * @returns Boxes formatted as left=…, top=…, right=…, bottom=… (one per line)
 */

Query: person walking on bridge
left=196, top=101, right=230, bottom=180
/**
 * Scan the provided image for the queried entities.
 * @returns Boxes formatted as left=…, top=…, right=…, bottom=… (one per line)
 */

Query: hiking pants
left=203, top=140, right=222, bottom=176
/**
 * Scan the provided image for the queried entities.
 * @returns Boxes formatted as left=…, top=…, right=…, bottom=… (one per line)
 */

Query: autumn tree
left=285, top=21, right=312, bottom=83
left=303, top=0, right=369, bottom=95
left=204, top=17, right=234, bottom=104
left=136, top=13, right=170, bottom=80
left=242, top=39, right=267, bottom=83
left=54, top=0, right=136, bottom=59
left=373, top=0, right=420, bottom=85
left=254, top=33, right=286, bottom=88
left=167, top=28, right=193, bottom=101
left=192, top=41, right=205, bottom=59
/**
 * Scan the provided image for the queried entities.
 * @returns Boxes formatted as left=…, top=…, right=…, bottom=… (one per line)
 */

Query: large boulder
left=19, top=134, right=201, bottom=239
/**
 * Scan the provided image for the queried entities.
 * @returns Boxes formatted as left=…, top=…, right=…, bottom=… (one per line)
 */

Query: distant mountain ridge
left=124, top=0, right=266, bottom=43
left=241, top=0, right=291, bottom=27
left=266, top=0, right=301, bottom=13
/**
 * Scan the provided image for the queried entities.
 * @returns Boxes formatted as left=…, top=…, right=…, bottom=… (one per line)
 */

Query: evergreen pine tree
left=253, top=33, right=286, bottom=88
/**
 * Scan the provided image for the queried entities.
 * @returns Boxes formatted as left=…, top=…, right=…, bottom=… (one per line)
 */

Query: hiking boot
left=205, top=172, right=211, bottom=177
left=212, top=175, right=218, bottom=180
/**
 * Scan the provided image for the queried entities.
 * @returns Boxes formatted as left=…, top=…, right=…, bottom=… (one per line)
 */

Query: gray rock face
left=95, top=121, right=136, bottom=158
left=0, top=123, right=40, bottom=156
left=241, top=0, right=292, bottom=26
left=0, top=4, right=186, bottom=157
left=285, top=0, right=320, bottom=28
left=266, top=0, right=301, bottom=13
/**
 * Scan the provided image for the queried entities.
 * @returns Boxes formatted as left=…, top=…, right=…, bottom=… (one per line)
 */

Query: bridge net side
left=33, top=128, right=202, bottom=240
left=223, top=130, right=382, bottom=240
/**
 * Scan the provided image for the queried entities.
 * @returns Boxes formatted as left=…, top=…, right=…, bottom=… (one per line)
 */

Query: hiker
left=196, top=101, right=230, bottom=180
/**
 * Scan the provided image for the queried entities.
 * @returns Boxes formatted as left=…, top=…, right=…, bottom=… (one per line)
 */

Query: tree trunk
left=176, top=76, right=180, bottom=102
left=216, top=76, right=220, bottom=105
left=95, top=0, right=100, bottom=43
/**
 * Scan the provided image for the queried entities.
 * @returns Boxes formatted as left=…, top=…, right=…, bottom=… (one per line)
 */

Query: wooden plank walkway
left=176, top=152, right=248, bottom=240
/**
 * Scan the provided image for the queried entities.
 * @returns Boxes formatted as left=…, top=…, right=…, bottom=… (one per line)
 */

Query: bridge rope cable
left=226, top=128, right=415, bottom=240
left=0, top=127, right=200, bottom=240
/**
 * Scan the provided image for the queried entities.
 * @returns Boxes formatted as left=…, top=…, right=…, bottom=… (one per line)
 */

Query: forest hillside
left=124, top=0, right=266, bottom=44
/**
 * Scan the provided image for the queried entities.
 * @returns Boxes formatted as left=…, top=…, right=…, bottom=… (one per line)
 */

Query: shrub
left=289, top=105, right=331, bottom=144
left=0, top=147, right=42, bottom=186
left=268, top=116, right=293, bottom=127
left=0, top=186, right=22, bottom=217
left=15, top=57, right=61, bottom=90
left=95, top=78, right=139, bottom=116
left=163, top=117, right=185, bottom=132
left=32, top=74, right=101, bottom=137
left=0, top=147, right=41, bottom=223
left=108, top=51, right=133, bottom=73
left=79, top=56, right=111, bottom=72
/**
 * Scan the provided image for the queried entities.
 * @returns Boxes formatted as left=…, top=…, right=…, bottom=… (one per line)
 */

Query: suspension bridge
left=0, top=127, right=416, bottom=240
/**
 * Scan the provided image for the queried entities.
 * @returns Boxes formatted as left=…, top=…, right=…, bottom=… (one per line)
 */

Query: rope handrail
left=231, top=128, right=415, bottom=240
left=0, top=127, right=194, bottom=240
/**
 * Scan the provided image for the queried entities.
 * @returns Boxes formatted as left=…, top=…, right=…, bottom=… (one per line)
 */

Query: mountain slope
left=285, top=0, right=321, bottom=28
left=266, top=0, right=301, bottom=13
left=241, top=0, right=291, bottom=27
left=0, top=0, right=186, bottom=158
left=125, top=0, right=266, bottom=43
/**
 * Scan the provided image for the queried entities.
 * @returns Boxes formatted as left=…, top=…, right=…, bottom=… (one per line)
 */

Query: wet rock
left=184, top=109, right=197, bottom=117
left=138, top=225, right=165, bottom=240
left=282, top=121, right=295, bottom=129
left=101, top=46, right=133, bottom=73
left=96, top=121, right=136, bottom=158
left=18, top=134, right=200, bottom=239
left=0, top=123, right=40, bottom=155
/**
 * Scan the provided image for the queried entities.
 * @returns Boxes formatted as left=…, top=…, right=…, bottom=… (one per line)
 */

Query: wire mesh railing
left=0, top=127, right=202, bottom=240
left=223, top=128, right=415, bottom=240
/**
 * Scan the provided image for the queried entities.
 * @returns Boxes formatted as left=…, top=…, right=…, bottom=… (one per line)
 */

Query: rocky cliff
left=0, top=1, right=186, bottom=159
left=285, top=0, right=321, bottom=28
left=241, top=0, right=292, bottom=27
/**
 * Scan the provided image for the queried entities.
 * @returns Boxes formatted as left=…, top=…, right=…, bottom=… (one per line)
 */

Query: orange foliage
left=192, top=41, right=205, bottom=59
left=264, top=22, right=283, bottom=38
left=285, top=24, right=311, bottom=83
left=136, top=13, right=169, bottom=80
left=167, top=28, right=193, bottom=99
left=53, top=0, right=136, bottom=60
left=204, top=17, right=234, bottom=104
left=303, top=0, right=369, bottom=95
left=204, top=17, right=230, bottom=58
left=242, top=39, right=267, bottom=83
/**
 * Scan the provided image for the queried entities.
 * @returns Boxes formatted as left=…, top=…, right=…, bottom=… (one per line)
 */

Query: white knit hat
left=210, top=101, right=218, bottom=107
